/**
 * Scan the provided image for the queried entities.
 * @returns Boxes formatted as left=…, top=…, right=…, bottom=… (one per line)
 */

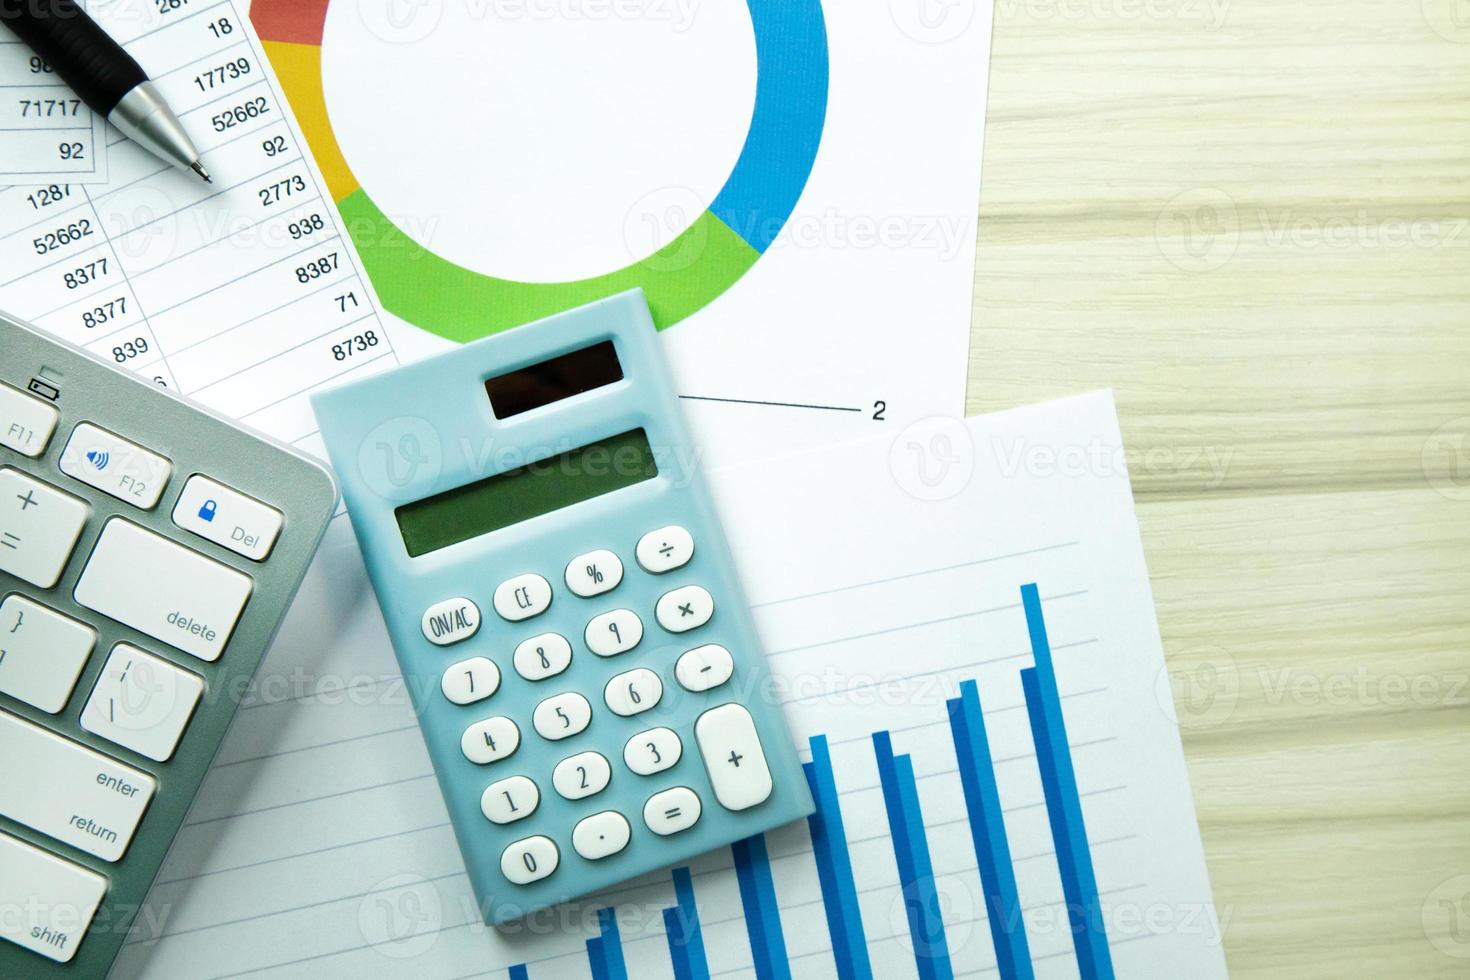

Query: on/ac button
left=172, top=475, right=284, bottom=562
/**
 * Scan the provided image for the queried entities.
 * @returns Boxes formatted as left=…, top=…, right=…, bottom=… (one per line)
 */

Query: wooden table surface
left=967, top=1, right=1470, bottom=975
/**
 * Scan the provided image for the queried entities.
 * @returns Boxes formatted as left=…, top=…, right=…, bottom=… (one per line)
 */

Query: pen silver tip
left=192, top=162, right=212, bottom=184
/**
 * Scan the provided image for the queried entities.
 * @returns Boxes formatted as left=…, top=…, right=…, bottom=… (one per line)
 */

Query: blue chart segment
left=507, top=584, right=1113, bottom=980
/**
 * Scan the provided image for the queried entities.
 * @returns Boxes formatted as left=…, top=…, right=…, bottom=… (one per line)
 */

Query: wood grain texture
left=967, top=0, right=1470, bottom=974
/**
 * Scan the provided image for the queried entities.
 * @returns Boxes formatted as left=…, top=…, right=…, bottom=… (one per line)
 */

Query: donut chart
left=251, top=0, right=829, bottom=342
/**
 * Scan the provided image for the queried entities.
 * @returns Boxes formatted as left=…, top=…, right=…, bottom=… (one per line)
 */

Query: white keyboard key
left=421, top=597, right=481, bottom=647
left=676, top=644, right=735, bottom=693
left=565, top=549, right=623, bottom=597
left=0, top=709, right=156, bottom=861
left=493, top=573, right=552, bottom=622
left=59, top=423, right=171, bottom=509
left=80, top=644, right=204, bottom=762
left=0, top=382, right=59, bottom=458
left=0, top=830, right=107, bottom=963
left=644, top=786, right=701, bottom=836
left=481, top=775, right=539, bottom=825
left=172, top=475, right=284, bottom=561
left=501, top=835, right=558, bottom=885
left=572, top=811, right=631, bottom=861
left=657, top=585, right=714, bottom=633
left=0, top=595, right=96, bottom=713
left=0, top=468, right=88, bottom=588
left=553, top=751, right=611, bottom=800
left=441, top=656, right=499, bottom=705
left=461, top=717, right=520, bottom=764
left=624, top=727, right=682, bottom=776
left=73, top=518, right=253, bottom=662
left=604, top=668, right=663, bottom=717
left=513, top=632, right=572, bottom=681
left=695, top=703, right=773, bottom=811
left=533, top=692, right=592, bottom=740
left=636, top=525, right=694, bottom=574
left=584, top=608, right=642, bottom=656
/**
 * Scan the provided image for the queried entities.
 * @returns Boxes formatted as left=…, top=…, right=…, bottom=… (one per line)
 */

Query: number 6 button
left=605, top=668, right=662, bottom=717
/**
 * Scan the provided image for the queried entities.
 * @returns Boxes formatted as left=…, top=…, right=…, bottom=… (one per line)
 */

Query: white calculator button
left=533, top=692, right=592, bottom=741
left=79, top=644, right=204, bottom=763
left=461, top=717, right=521, bottom=764
left=644, top=786, right=702, bottom=837
left=172, top=475, right=284, bottom=562
left=695, top=703, right=774, bottom=812
left=565, top=549, right=623, bottom=598
left=501, top=835, right=559, bottom=885
left=421, top=597, right=481, bottom=647
left=0, top=709, right=156, bottom=862
left=513, top=632, right=573, bottom=681
left=676, top=644, right=735, bottom=693
left=493, top=573, right=552, bottom=622
left=623, top=727, right=683, bottom=776
left=59, top=423, right=172, bottom=510
left=584, top=608, right=642, bottom=657
left=481, top=775, right=540, bottom=825
left=0, top=468, right=88, bottom=589
left=0, top=829, right=107, bottom=963
left=604, top=668, right=663, bottom=717
left=0, top=382, right=60, bottom=458
left=552, top=751, right=612, bottom=800
left=441, top=657, right=499, bottom=705
left=0, top=595, right=96, bottom=714
left=73, top=518, right=252, bottom=662
left=572, top=811, right=631, bottom=861
left=656, top=585, right=714, bottom=633
left=636, top=525, right=694, bottom=574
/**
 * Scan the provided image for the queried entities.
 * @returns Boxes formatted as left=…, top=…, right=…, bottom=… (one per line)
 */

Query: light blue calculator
left=312, top=290, right=813, bottom=923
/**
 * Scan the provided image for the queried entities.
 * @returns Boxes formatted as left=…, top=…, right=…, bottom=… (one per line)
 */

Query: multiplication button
left=656, top=586, right=714, bottom=633
left=636, top=526, right=694, bottom=574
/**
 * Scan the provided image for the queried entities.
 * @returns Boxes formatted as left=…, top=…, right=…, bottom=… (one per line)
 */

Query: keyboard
left=0, top=313, right=337, bottom=975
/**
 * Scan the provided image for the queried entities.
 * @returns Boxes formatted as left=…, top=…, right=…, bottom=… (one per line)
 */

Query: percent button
left=566, top=549, right=623, bottom=598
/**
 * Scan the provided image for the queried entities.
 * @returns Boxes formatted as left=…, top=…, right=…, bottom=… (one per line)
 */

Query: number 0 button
left=501, top=836, right=559, bottom=885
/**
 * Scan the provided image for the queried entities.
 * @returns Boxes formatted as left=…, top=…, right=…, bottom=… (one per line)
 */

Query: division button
left=501, top=835, right=559, bottom=885
left=656, top=585, right=714, bottom=633
left=493, top=573, right=552, bottom=622
left=572, top=811, right=631, bottom=861
left=675, top=644, right=734, bottom=693
left=643, top=786, right=702, bottom=836
left=695, top=703, right=773, bottom=811
left=636, top=525, right=694, bottom=574
left=421, top=597, right=481, bottom=647
left=565, top=549, right=623, bottom=597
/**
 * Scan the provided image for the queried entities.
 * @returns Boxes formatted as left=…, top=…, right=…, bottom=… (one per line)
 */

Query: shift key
left=0, top=709, right=156, bottom=862
left=75, top=517, right=252, bottom=662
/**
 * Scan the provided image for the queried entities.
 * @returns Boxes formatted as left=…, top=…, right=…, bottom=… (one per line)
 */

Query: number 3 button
left=624, top=727, right=682, bottom=776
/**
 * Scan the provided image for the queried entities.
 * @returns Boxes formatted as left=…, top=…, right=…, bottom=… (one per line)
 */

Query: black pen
left=1, top=0, right=210, bottom=182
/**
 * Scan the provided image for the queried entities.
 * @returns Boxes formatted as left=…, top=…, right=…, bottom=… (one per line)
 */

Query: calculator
left=312, top=289, right=814, bottom=923
left=0, top=313, right=338, bottom=975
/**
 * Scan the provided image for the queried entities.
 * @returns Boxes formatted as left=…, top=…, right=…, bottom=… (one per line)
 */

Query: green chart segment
left=253, top=0, right=830, bottom=342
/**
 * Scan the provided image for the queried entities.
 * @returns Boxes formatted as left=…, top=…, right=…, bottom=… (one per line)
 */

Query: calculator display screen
left=484, top=340, right=624, bottom=419
left=395, top=429, right=658, bottom=557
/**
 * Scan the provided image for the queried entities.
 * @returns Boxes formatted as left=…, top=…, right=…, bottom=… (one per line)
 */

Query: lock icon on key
left=198, top=500, right=218, bottom=523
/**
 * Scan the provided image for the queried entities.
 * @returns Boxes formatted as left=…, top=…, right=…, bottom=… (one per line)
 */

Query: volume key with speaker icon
left=59, top=424, right=171, bottom=509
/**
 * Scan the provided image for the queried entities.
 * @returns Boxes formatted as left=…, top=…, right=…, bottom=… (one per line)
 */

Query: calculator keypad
left=422, top=597, right=481, bottom=647
left=481, top=776, right=539, bottom=825
left=533, top=692, right=593, bottom=740
left=0, top=595, right=96, bottom=714
left=584, top=608, right=643, bottom=656
left=0, top=468, right=89, bottom=588
left=461, top=717, right=520, bottom=764
left=676, top=644, right=734, bottom=693
left=565, top=550, right=623, bottom=597
left=501, top=836, right=559, bottom=885
left=572, top=811, right=631, bottom=861
left=695, top=703, right=774, bottom=812
left=624, top=727, right=682, bottom=776
left=512, top=633, right=572, bottom=681
left=494, top=573, right=552, bottom=622
left=644, top=786, right=701, bottom=836
left=636, top=525, right=694, bottom=574
left=441, top=657, right=499, bottom=705
left=656, top=585, right=715, bottom=633
left=552, top=751, right=611, bottom=801
left=604, top=668, right=663, bottom=717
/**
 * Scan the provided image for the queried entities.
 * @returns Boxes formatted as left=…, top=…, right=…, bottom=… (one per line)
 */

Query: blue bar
left=509, top=967, right=529, bottom=980
left=803, top=736, right=874, bottom=980
left=872, top=731, right=954, bottom=980
left=947, top=682, right=1035, bottom=980
left=732, top=835, right=793, bottom=980
left=664, top=866, right=711, bottom=980
left=589, top=907, right=629, bottom=980
left=1020, top=583, right=1114, bottom=980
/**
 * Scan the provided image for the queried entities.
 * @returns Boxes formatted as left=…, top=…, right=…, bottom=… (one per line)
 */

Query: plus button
left=726, top=750, right=744, bottom=768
